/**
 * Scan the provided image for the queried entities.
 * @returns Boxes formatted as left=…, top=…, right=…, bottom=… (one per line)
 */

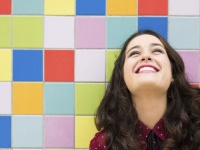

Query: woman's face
left=123, top=34, right=173, bottom=95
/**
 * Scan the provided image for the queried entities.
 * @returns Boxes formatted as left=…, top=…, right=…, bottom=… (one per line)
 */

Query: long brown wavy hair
left=95, top=30, right=200, bottom=150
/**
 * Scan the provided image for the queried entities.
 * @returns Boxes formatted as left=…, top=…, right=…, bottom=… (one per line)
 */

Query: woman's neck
left=132, top=93, right=167, bottom=129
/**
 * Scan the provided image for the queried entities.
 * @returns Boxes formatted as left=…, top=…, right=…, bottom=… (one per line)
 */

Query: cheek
left=123, top=60, right=134, bottom=77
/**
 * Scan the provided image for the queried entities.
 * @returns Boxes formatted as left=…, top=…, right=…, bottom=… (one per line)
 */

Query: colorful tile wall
left=0, top=0, right=199, bottom=149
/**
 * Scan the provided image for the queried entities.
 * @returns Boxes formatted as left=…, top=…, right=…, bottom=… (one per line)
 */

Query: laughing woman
left=89, top=30, right=200, bottom=150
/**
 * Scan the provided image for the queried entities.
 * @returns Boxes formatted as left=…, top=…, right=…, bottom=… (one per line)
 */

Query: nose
left=141, top=53, right=152, bottom=61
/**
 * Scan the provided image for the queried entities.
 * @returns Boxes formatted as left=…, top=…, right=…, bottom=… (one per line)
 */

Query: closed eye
left=152, top=49, right=164, bottom=54
left=129, top=51, right=140, bottom=57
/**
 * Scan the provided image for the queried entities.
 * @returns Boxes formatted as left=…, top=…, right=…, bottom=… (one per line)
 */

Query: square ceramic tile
left=107, top=0, right=137, bottom=15
left=44, top=83, right=75, bottom=115
left=44, top=0, right=75, bottom=15
left=75, top=17, right=106, bottom=48
left=168, top=17, right=199, bottom=49
left=13, top=16, right=43, bottom=48
left=106, top=50, right=120, bottom=81
left=138, top=0, right=168, bottom=15
left=12, top=116, right=43, bottom=148
left=0, top=50, right=12, bottom=81
left=44, top=50, right=74, bottom=81
left=138, top=17, right=168, bottom=40
left=0, top=0, right=11, bottom=15
left=76, top=0, right=105, bottom=15
left=75, top=83, right=105, bottom=115
left=75, top=116, right=97, bottom=148
left=13, top=83, right=43, bottom=115
left=107, top=17, right=137, bottom=48
left=13, top=50, right=43, bottom=81
left=75, top=50, right=105, bottom=82
left=177, top=50, right=199, bottom=83
left=0, top=17, right=11, bottom=48
left=13, top=0, right=44, bottom=15
left=44, top=16, right=74, bottom=48
left=0, top=82, right=11, bottom=114
left=169, top=0, right=199, bottom=15
left=0, top=116, right=11, bottom=148
left=44, top=116, right=74, bottom=148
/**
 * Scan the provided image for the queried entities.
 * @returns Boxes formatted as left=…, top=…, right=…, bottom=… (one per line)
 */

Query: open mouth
left=135, top=65, right=159, bottom=73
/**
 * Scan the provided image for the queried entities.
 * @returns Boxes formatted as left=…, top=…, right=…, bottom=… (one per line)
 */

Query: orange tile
left=107, top=0, right=137, bottom=15
left=13, top=83, right=43, bottom=114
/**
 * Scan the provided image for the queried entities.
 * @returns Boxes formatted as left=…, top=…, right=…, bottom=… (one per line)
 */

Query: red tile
left=45, top=50, right=74, bottom=82
left=138, top=0, right=168, bottom=15
left=0, top=0, right=11, bottom=15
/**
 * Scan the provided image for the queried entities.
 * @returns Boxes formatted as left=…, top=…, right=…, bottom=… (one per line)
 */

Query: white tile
left=75, top=50, right=105, bottom=82
left=44, top=16, right=74, bottom=48
left=0, top=82, right=11, bottom=114
left=169, top=0, right=200, bottom=15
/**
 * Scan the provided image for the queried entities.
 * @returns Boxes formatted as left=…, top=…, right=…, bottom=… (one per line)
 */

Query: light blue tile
left=168, top=17, right=199, bottom=49
left=107, top=17, right=137, bottom=49
left=13, top=0, right=44, bottom=15
left=44, top=83, right=75, bottom=115
left=12, top=116, right=43, bottom=148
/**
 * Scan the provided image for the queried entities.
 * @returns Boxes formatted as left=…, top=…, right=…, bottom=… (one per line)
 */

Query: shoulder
left=89, top=130, right=107, bottom=150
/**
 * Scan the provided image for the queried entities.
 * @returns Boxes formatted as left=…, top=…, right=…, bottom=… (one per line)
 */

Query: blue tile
left=138, top=17, right=168, bottom=40
left=13, top=50, right=43, bottom=81
left=76, top=0, right=106, bottom=15
left=168, top=17, right=199, bottom=49
left=12, top=116, right=43, bottom=147
left=0, top=116, right=11, bottom=148
left=44, top=83, right=75, bottom=115
left=13, top=0, right=44, bottom=15
left=107, top=17, right=137, bottom=48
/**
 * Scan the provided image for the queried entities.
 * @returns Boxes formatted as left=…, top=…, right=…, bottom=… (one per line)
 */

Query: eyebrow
left=126, top=43, right=165, bottom=54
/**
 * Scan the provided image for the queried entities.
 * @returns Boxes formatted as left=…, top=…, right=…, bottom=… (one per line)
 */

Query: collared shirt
left=89, top=118, right=167, bottom=150
left=137, top=118, right=167, bottom=150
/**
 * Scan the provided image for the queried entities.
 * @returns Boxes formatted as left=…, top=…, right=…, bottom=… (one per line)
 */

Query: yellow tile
left=44, top=0, right=75, bottom=15
left=13, top=82, right=43, bottom=114
left=0, top=50, right=12, bottom=81
left=75, top=116, right=97, bottom=148
left=107, top=0, right=137, bottom=15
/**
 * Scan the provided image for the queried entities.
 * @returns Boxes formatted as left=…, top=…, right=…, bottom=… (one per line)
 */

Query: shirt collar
left=136, top=118, right=167, bottom=142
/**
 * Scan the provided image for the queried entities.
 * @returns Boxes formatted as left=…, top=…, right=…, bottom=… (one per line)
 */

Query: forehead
left=126, top=34, right=164, bottom=50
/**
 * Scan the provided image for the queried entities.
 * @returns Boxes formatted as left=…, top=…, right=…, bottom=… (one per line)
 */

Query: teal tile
left=13, top=0, right=44, bottom=15
left=44, top=83, right=75, bottom=115
left=12, top=116, right=43, bottom=148
left=107, top=17, right=137, bottom=49
left=168, top=17, right=199, bottom=49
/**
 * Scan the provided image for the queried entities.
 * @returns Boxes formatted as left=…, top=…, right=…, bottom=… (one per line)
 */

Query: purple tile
left=177, top=50, right=199, bottom=83
left=44, top=116, right=74, bottom=148
left=75, top=17, right=106, bottom=48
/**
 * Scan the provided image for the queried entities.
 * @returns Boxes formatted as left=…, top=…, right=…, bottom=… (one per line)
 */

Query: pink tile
left=44, top=116, right=74, bottom=148
left=177, top=50, right=199, bottom=83
left=75, top=17, right=106, bottom=48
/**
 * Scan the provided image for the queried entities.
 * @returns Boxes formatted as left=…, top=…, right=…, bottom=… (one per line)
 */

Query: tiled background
left=0, top=0, right=199, bottom=149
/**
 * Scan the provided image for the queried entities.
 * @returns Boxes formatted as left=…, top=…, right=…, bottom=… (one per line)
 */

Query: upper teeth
left=139, top=67, right=156, bottom=72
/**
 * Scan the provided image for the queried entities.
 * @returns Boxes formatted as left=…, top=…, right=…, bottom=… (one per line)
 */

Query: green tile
left=75, top=83, right=105, bottom=115
left=106, top=49, right=120, bottom=81
left=0, top=17, right=11, bottom=48
left=13, top=16, right=43, bottom=48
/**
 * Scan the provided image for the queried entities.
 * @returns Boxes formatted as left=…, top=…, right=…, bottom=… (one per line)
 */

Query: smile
left=135, top=65, right=159, bottom=73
